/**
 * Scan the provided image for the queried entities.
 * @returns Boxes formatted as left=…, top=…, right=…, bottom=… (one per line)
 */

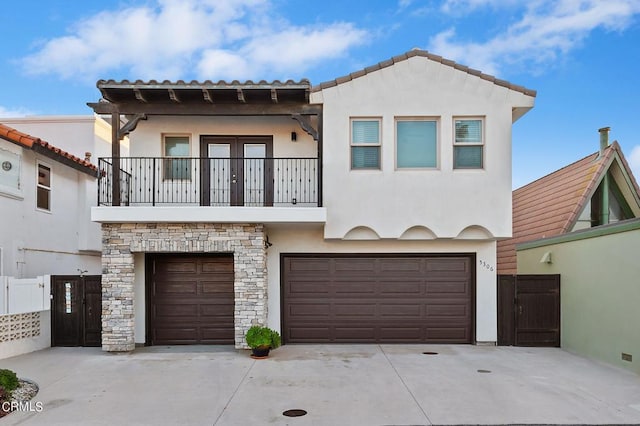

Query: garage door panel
left=333, top=303, right=376, bottom=317
left=154, top=281, right=198, bottom=295
left=379, top=304, right=422, bottom=317
left=379, top=259, right=422, bottom=272
left=378, top=282, right=422, bottom=295
left=426, top=258, right=469, bottom=272
left=426, top=304, right=470, bottom=317
left=201, top=280, right=234, bottom=293
left=201, top=259, right=234, bottom=273
left=334, top=258, right=377, bottom=273
left=288, top=258, right=331, bottom=273
left=427, top=280, right=470, bottom=295
left=333, top=281, right=377, bottom=294
left=156, top=261, right=198, bottom=273
left=288, top=303, right=330, bottom=317
left=149, top=255, right=234, bottom=345
left=283, top=255, right=473, bottom=344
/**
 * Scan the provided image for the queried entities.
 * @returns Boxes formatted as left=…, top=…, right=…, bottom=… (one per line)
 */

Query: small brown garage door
left=148, top=254, right=234, bottom=345
left=282, top=255, right=473, bottom=343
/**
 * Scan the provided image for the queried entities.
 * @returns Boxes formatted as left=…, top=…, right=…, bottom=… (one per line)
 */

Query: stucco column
left=101, top=223, right=135, bottom=352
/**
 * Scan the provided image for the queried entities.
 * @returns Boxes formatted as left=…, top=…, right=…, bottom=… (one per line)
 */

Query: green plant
left=0, top=369, right=18, bottom=393
left=245, top=326, right=281, bottom=350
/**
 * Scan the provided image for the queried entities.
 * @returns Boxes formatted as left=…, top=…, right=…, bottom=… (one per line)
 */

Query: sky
left=1, top=0, right=639, bottom=189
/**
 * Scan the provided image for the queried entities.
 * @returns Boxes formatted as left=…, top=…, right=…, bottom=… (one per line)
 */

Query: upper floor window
left=396, top=119, right=437, bottom=169
left=163, top=135, right=191, bottom=180
left=0, top=148, right=21, bottom=197
left=37, top=163, right=51, bottom=211
left=351, top=119, right=380, bottom=170
left=454, top=118, right=484, bottom=169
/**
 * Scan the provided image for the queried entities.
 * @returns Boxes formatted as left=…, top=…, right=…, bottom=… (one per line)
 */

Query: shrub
left=0, top=369, right=19, bottom=393
left=245, top=326, right=281, bottom=350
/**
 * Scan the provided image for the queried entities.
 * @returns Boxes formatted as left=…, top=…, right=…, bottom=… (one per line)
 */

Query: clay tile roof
left=0, top=123, right=97, bottom=176
left=311, top=49, right=537, bottom=97
left=497, top=143, right=623, bottom=275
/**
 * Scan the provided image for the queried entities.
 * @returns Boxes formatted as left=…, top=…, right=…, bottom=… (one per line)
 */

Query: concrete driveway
left=1, top=345, right=640, bottom=425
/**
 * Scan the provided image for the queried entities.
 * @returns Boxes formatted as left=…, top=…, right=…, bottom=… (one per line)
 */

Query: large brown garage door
left=282, top=255, right=473, bottom=343
left=147, top=254, right=234, bottom=345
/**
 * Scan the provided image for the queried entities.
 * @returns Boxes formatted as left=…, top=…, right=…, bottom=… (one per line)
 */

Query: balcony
left=93, top=157, right=325, bottom=224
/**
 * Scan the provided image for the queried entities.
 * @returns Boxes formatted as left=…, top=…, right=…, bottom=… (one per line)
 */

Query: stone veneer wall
left=101, top=223, right=267, bottom=351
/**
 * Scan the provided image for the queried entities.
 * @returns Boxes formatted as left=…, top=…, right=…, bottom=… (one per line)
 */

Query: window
left=163, top=136, right=191, bottom=180
left=37, top=163, right=51, bottom=211
left=454, top=118, right=484, bottom=169
left=396, top=119, right=437, bottom=168
left=0, top=148, right=21, bottom=196
left=351, top=119, right=380, bottom=169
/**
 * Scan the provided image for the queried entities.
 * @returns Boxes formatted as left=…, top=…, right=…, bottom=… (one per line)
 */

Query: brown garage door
left=148, top=254, right=234, bottom=345
left=282, top=255, right=473, bottom=343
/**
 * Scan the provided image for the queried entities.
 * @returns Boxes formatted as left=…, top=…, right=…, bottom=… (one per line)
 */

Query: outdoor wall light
left=539, top=251, right=553, bottom=264
left=291, top=131, right=297, bottom=141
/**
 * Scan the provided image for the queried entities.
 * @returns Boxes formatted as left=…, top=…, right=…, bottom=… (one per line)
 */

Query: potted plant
left=245, top=325, right=281, bottom=358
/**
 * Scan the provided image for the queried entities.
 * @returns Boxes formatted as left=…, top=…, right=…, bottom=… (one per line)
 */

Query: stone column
left=101, top=223, right=135, bottom=352
left=233, top=224, right=268, bottom=347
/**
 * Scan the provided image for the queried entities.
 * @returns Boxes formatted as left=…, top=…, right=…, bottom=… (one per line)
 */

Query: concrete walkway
left=1, top=345, right=640, bottom=425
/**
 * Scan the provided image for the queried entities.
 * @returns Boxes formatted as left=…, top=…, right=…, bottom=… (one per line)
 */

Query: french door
left=200, top=136, right=273, bottom=206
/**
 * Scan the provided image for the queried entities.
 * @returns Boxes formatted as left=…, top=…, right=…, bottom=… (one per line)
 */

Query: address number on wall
left=479, top=260, right=494, bottom=272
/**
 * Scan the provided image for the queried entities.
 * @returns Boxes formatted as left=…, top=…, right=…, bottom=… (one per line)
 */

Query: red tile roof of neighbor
left=0, top=123, right=97, bottom=176
left=497, top=141, right=640, bottom=275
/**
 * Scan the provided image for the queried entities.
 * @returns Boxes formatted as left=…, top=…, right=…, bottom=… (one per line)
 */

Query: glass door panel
left=243, top=144, right=266, bottom=206
left=208, top=144, right=230, bottom=206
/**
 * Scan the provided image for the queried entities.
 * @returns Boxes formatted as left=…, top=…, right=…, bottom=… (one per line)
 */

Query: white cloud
left=0, top=106, right=33, bottom=118
left=429, top=0, right=640, bottom=75
left=629, top=145, right=640, bottom=182
left=440, top=0, right=519, bottom=15
left=20, top=0, right=368, bottom=82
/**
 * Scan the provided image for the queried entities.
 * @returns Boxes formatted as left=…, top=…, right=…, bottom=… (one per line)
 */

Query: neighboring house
left=0, top=122, right=101, bottom=278
left=88, top=49, right=536, bottom=351
left=517, top=217, right=640, bottom=374
left=497, top=127, right=640, bottom=275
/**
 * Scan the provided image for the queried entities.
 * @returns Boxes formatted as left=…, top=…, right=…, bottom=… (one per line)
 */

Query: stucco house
left=88, top=49, right=536, bottom=352
left=0, top=121, right=101, bottom=278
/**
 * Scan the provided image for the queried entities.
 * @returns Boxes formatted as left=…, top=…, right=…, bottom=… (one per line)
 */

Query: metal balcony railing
left=98, top=157, right=320, bottom=207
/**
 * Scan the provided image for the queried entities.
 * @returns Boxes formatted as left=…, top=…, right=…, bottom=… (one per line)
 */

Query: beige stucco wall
left=265, top=224, right=498, bottom=343
left=127, top=115, right=316, bottom=158
left=517, top=225, right=640, bottom=374
left=312, top=56, right=534, bottom=240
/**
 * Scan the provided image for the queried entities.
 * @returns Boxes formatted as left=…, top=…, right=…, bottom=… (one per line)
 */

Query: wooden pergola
left=87, top=79, right=323, bottom=206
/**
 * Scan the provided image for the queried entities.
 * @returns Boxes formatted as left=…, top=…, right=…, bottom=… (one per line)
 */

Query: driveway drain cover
left=422, top=351, right=438, bottom=355
left=283, top=409, right=307, bottom=417
left=477, top=369, right=492, bottom=373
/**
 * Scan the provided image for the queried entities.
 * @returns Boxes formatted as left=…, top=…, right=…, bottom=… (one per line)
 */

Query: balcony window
left=163, top=136, right=191, bottom=180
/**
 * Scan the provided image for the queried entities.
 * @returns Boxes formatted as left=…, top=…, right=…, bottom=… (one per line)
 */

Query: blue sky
left=1, top=0, right=639, bottom=188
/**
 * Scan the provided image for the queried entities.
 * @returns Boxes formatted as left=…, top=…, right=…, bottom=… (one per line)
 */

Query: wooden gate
left=497, top=274, right=560, bottom=347
left=51, top=275, right=102, bottom=347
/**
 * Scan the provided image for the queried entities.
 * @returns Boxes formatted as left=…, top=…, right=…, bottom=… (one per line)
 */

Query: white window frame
left=350, top=118, right=382, bottom=170
left=36, top=161, right=52, bottom=212
left=453, top=117, right=485, bottom=169
left=162, top=134, right=192, bottom=181
left=395, top=117, right=439, bottom=170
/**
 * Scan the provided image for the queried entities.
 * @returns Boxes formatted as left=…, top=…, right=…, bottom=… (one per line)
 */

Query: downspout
left=598, top=127, right=610, bottom=225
